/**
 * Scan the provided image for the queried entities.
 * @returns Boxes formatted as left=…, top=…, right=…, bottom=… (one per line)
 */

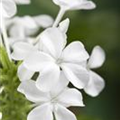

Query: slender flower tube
left=52, top=0, right=96, bottom=27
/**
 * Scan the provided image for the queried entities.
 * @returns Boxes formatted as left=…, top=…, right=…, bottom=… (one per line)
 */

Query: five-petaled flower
left=18, top=72, right=84, bottom=120
left=20, top=25, right=89, bottom=92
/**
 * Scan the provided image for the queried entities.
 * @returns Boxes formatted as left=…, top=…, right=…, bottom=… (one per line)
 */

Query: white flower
left=13, top=0, right=31, bottom=4
left=52, top=0, right=96, bottom=11
left=0, top=112, right=2, bottom=120
left=84, top=46, right=106, bottom=97
left=11, top=18, right=68, bottom=61
left=18, top=72, right=84, bottom=120
left=0, top=0, right=17, bottom=18
left=22, top=25, right=89, bottom=92
left=6, top=15, right=53, bottom=38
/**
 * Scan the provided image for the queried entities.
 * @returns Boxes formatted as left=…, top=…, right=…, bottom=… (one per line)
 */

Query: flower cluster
left=0, top=0, right=106, bottom=120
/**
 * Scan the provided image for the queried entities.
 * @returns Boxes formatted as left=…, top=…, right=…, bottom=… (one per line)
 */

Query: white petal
left=36, top=64, right=60, bottom=92
left=58, top=88, right=84, bottom=107
left=84, top=71, right=105, bottom=97
left=9, top=25, right=25, bottom=38
left=54, top=104, right=77, bottom=120
left=11, top=42, right=37, bottom=60
left=50, top=71, right=69, bottom=97
left=88, top=46, right=106, bottom=69
left=33, top=15, right=54, bottom=28
left=23, top=51, right=55, bottom=71
left=53, top=0, right=82, bottom=10
left=61, top=63, right=89, bottom=89
left=0, top=0, right=17, bottom=18
left=18, top=63, right=34, bottom=81
left=28, top=103, right=53, bottom=120
left=22, top=16, right=37, bottom=29
left=59, top=18, right=70, bottom=33
left=53, top=0, right=96, bottom=10
left=62, top=41, right=89, bottom=63
left=77, top=1, right=96, bottom=10
left=14, top=0, right=31, bottom=4
left=18, top=80, right=50, bottom=103
left=39, top=28, right=66, bottom=59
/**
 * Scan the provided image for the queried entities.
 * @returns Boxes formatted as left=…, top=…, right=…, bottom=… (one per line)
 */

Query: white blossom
left=84, top=46, right=105, bottom=97
left=11, top=18, right=67, bottom=61
left=20, top=23, right=89, bottom=92
left=0, top=0, right=17, bottom=18
left=18, top=72, right=84, bottom=120
left=52, top=0, right=96, bottom=11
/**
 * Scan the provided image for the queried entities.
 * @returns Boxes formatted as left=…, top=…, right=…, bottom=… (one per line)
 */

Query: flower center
left=56, top=58, right=63, bottom=65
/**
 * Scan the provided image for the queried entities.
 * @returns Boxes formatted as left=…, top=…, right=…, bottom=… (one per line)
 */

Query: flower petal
left=36, top=63, right=60, bottom=92
left=58, top=88, right=84, bottom=107
left=54, top=104, right=77, bottom=120
left=59, top=18, right=70, bottom=34
left=50, top=71, right=69, bottom=97
left=61, top=63, right=89, bottom=89
left=0, top=0, right=17, bottom=18
left=23, top=51, right=55, bottom=71
left=53, top=0, right=96, bottom=10
left=62, top=41, right=89, bottom=63
left=88, top=46, right=106, bottom=69
left=84, top=71, right=105, bottom=97
left=28, top=103, right=53, bottom=120
left=39, top=28, right=66, bottom=58
left=18, top=80, right=50, bottom=103
left=33, top=15, right=54, bottom=28
left=14, top=0, right=31, bottom=4
left=11, top=42, right=37, bottom=60
left=18, top=63, right=34, bottom=81
left=76, top=0, right=96, bottom=10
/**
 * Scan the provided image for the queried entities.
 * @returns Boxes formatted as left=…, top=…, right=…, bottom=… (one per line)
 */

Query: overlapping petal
left=61, top=63, right=89, bottom=89
left=27, top=103, right=53, bottom=120
left=61, top=41, right=89, bottom=63
left=39, top=28, right=67, bottom=59
left=54, top=104, right=77, bottom=120
left=50, top=71, right=69, bottom=97
left=57, top=88, right=84, bottom=107
left=18, top=64, right=34, bottom=81
left=18, top=80, right=50, bottom=103
left=36, top=63, right=60, bottom=92
left=23, top=51, right=55, bottom=71
left=11, top=42, right=37, bottom=60
left=84, top=71, right=105, bottom=97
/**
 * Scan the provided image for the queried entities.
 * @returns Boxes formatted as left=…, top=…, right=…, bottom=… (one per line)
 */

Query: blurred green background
left=17, top=0, right=120, bottom=120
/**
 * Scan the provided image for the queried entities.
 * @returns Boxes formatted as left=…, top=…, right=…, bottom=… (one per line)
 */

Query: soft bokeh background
left=17, top=0, right=120, bottom=120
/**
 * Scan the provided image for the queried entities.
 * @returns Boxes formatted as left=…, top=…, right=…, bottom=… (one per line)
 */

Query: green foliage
left=0, top=47, right=31, bottom=120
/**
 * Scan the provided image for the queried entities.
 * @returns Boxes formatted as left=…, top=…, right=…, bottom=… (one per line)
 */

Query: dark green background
left=17, top=0, right=120, bottom=120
